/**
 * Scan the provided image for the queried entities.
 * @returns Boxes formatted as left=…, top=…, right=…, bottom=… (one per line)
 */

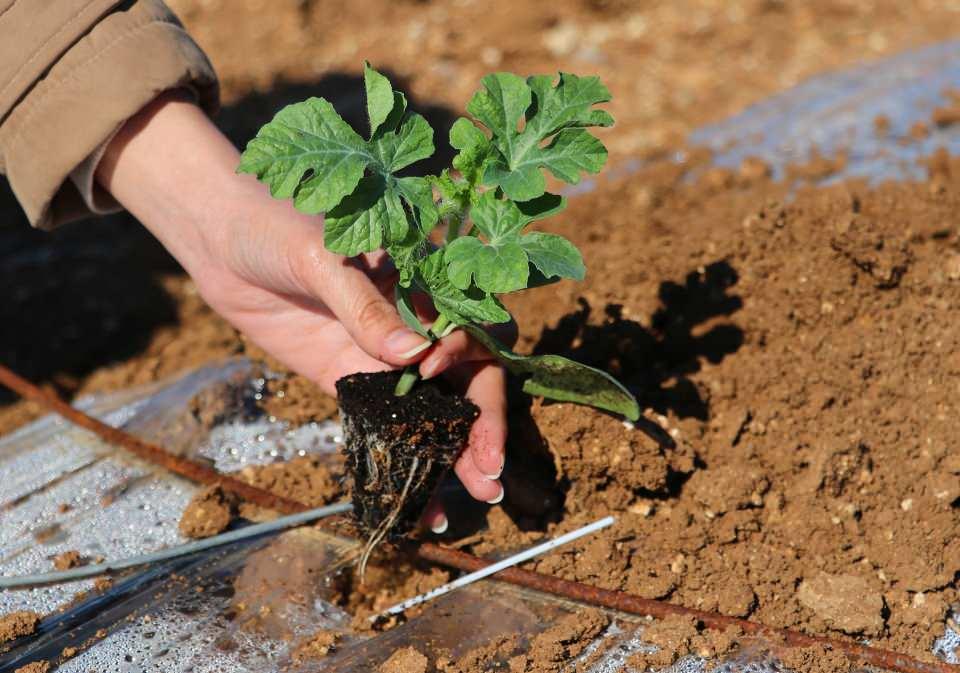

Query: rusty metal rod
left=0, top=364, right=307, bottom=516
left=0, top=362, right=955, bottom=673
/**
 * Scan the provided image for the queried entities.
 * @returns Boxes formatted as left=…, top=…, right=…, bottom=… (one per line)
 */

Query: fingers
left=454, top=455, right=503, bottom=503
left=450, top=362, right=507, bottom=502
left=295, top=250, right=432, bottom=368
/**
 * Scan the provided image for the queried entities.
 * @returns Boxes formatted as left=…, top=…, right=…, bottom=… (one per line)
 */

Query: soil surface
left=380, top=646, right=429, bottom=673
left=5, top=1, right=960, bottom=672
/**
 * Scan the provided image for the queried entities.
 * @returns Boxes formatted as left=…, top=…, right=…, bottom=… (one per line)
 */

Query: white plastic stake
left=377, top=515, right=616, bottom=618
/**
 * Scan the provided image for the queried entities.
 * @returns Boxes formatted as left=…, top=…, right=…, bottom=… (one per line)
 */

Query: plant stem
left=393, top=315, right=454, bottom=397
left=394, top=367, right=420, bottom=396
left=430, top=314, right=451, bottom=338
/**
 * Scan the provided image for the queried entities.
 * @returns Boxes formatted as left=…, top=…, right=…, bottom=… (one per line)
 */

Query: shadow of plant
left=534, top=260, right=744, bottom=421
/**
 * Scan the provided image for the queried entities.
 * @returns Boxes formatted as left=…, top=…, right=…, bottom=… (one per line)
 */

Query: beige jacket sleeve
left=0, top=0, right=219, bottom=229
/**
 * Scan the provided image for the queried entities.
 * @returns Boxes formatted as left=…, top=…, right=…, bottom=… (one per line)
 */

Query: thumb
left=322, top=264, right=432, bottom=367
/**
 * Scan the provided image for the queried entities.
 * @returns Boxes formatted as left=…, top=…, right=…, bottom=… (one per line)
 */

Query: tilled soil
left=173, top=150, right=960, bottom=672
left=4, top=1, right=960, bottom=671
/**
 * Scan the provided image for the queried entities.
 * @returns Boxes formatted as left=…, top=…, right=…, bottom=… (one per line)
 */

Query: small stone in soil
left=291, top=630, right=339, bottom=662
left=379, top=646, right=428, bottom=673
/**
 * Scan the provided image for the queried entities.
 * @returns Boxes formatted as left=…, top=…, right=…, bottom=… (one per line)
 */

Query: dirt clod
left=13, top=662, right=49, bottom=673
left=291, top=629, right=340, bottom=662
left=797, top=572, right=884, bottom=636
left=379, top=646, right=428, bottom=673
left=52, top=550, right=84, bottom=571
left=178, top=485, right=239, bottom=539
left=510, top=609, right=610, bottom=672
left=0, top=611, right=40, bottom=644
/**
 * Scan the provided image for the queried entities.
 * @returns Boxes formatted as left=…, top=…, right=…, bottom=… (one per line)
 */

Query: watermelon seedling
left=239, top=63, right=639, bottom=572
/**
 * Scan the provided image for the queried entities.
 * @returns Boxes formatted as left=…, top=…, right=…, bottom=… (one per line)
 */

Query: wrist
left=95, top=91, right=256, bottom=278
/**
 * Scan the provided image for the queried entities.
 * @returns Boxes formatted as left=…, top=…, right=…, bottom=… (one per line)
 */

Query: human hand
left=95, top=92, right=510, bottom=530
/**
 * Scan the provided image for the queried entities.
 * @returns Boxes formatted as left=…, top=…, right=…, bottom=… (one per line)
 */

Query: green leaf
left=462, top=325, right=640, bottom=420
left=450, top=117, right=492, bottom=189
left=519, top=232, right=585, bottom=281
left=238, top=65, right=436, bottom=281
left=444, top=192, right=575, bottom=293
left=466, top=72, right=613, bottom=201
left=324, top=176, right=394, bottom=255
left=370, top=113, right=435, bottom=172
left=466, top=73, right=531, bottom=149
left=386, top=217, right=428, bottom=287
left=237, top=97, right=371, bottom=214
left=445, top=235, right=529, bottom=293
left=394, top=176, right=438, bottom=229
left=525, top=73, right=613, bottom=137
left=415, top=250, right=510, bottom=325
left=364, top=61, right=395, bottom=139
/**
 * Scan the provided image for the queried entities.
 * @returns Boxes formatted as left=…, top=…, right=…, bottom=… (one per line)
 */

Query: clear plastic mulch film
left=3, top=41, right=960, bottom=673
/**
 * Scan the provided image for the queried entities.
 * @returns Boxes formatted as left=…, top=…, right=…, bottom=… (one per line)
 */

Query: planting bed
left=4, top=2, right=960, bottom=672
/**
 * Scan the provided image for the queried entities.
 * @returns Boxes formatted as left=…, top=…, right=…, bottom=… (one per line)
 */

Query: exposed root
left=357, top=456, right=420, bottom=581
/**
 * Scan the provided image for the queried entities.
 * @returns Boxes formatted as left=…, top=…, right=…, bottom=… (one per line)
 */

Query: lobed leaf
left=237, top=97, right=371, bottom=214
left=465, top=72, right=612, bottom=201
left=519, top=232, right=585, bottom=281
left=443, top=192, right=579, bottom=293
left=415, top=250, right=510, bottom=325
left=239, top=66, right=439, bottom=269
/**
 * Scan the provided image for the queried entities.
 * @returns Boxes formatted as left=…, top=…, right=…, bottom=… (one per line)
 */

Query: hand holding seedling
left=93, top=90, right=511, bottom=515
left=238, top=64, right=638, bottom=421
left=235, top=65, right=639, bottom=543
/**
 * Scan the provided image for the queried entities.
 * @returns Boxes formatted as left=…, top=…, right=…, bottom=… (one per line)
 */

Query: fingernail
left=431, top=515, right=449, bottom=534
left=387, top=329, right=430, bottom=359
left=483, top=458, right=506, bottom=481
left=421, top=355, right=451, bottom=380
left=485, top=484, right=504, bottom=505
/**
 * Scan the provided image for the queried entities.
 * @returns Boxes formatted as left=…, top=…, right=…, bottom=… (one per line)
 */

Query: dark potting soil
left=336, top=371, right=479, bottom=540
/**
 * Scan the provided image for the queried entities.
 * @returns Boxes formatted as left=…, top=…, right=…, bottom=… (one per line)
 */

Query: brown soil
left=380, top=646, right=429, bottom=673
left=0, top=611, right=40, bottom=645
left=51, top=550, right=85, bottom=571
left=628, top=615, right=742, bottom=669
left=13, top=662, right=49, bottom=673
left=508, top=609, right=610, bottom=673
left=234, top=454, right=345, bottom=515
left=4, top=1, right=960, bottom=672
left=291, top=629, right=340, bottom=663
left=180, top=456, right=346, bottom=536
left=179, top=485, right=240, bottom=539
left=261, top=374, right=338, bottom=426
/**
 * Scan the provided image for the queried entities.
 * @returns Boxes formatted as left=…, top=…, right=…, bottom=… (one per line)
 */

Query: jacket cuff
left=1, top=1, right=219, bottom=229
